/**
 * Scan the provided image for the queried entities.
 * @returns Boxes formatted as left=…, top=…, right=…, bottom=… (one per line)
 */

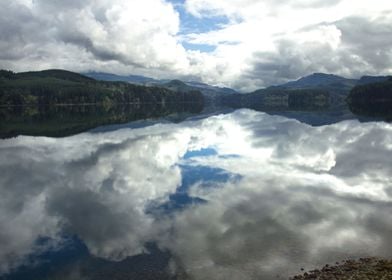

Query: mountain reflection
left=0, top=109, right=391, bottom=279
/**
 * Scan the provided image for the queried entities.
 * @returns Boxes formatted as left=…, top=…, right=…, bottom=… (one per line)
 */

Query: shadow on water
left=222, top=103, right=391, bottom=126
left=0, top=102, right=204, bottom=138
left=348, top=101, right=392, bottom=122
left=1, top=237, right=175, bottom=280
left=2, top=100, right=390, bottom=139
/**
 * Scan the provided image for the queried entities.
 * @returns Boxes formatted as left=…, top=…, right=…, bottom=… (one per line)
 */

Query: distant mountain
left=267, top=73, right=358, bottom=100
left=82, top=71, right=391, bottom=110
left=0, top=69, right=204, bottom=107
left=16, top=69, right=95, bottom=83
left=270, top=73, right=391, bottom=92
left=242, top=73, right=391, bottom=109
left=356, top=75, right=390, bottom=86
left=83, top=72, right=237, bottom=103
left=157, top=80, right=237, bottom=105
left=220, top=73, right=391, bottom=111
left=275, top=73, right=357, bottom=89
left=83, top=72, right=159, bottom=84
left=221, top=88, right=330, bottom=111
left=160, top=79, right=192, bottom=92
left=185, top=81, right=237, bottom=95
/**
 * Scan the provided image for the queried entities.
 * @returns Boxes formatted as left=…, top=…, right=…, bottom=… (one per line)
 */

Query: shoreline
left=291, top=257, right=392, bottom=279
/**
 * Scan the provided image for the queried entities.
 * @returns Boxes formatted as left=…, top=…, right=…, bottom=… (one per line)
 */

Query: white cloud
left=0, top=0, right=391, bottom=90
left=1, top=110, right=392, bottom=276
left=0, top=0, right=190, bottom=76
left=160, top=110, right=392, bottom=280
left=0, top=123, right=193, bottom=270
left=182, top=0, right=392, bottom=90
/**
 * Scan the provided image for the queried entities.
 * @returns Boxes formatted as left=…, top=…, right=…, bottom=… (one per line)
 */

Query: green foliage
left=220, top=88, right=330, bottom=111
left=0, top=69, right=204, bottom=107
left=15, top=69, right=95, bottom=83
left=347, top=78, right=392, bottom=120
left=0, top=102, right=204, bottom=138
left=347, top=78, right=392, bottom=103
left=287, top=89, right=329, bottom=108
left=0, top=70, right=15, bottom=79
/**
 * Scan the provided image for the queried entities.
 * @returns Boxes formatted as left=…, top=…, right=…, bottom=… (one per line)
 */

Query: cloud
left=236, top=14, right=392, bottom=89
left=159, top=110, right=392, bottom=280
left=184, top=0, right=343, bottom=19
left=0, top=110, right=392, bottom=276
left=166, top=176, right=392, bottom=279
left=0, top=0, right=189, bottom=76
left=0, top=123, right=193, bottom=272
left=0, top=0, right=392, bottom=90
left=182, top=0, right=392, bottom=90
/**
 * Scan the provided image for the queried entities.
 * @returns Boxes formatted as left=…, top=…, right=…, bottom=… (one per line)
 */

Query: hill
left=356, top=75, right=391, bottom=86
left=275, top=73, right=357, bottom=90
left=347, top=77, right=392, bottom=119
left=83, top=72, right=158, bottom=84
left=269, top=73, right=390, bottom=95
left=220, top=88, right=330, bottom=111
left=15, top=69, right=95, bottom=83
left=0, top=69, right=204, bottom=107
left=219, top=73, right=392, bottom=112
left=348, top=77, right=392, bottom=103
left=267, top=73, right=358, bottom=102
left=185, top=81, right=237, bottom=95
left=83, top=72, right=237, bottom=104
left=157, top=80, right=237, bottom=106
left=160, top=79, right=191, bottom=92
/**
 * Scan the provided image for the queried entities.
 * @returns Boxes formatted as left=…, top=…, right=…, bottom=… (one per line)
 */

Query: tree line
left=0, top=70, right=204, bottom=107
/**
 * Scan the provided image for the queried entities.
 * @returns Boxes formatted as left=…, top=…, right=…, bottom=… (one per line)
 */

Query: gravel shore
left=291, top=258, right=392, bottom=280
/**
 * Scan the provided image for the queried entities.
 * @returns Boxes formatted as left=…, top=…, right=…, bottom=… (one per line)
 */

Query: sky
left=0, top=0, right=391, bottom=91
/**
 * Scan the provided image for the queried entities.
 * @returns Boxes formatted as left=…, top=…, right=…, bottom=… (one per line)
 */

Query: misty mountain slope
left=0, top=69, right=204, bottom=107
left=267, top=73, right=358, bottom=97
left=278, top=73, right=357, bottom=88
left=219, top=73, right=390, bottom=110
left=83, top=72, right=238, bottom=100
left=356, top=75, right=390, bottom=86
left=185, top=81, right=238, bottom=95
left=83, top=72, right=159, bottom=84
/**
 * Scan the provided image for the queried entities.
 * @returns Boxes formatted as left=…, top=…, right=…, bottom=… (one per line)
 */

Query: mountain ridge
left=83, top=71, right=158, bottom=84
left=276, top=73, right=357, bottom=89
left=0, top=69, right=204, bottom=107
left=83, top=72, right=238, bottom=97
left=84, top=71, right=391, bottom=96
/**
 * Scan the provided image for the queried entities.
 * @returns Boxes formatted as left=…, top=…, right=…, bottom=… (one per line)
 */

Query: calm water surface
left=1, top=109, right=392, bottom=279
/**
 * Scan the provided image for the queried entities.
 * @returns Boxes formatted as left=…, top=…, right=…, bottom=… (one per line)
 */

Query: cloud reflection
left=0, top=124, right=191, bottom=272
left=0, top=109, right=392, bottom=278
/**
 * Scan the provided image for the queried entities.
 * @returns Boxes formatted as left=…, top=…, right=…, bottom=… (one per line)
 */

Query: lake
left=0, top=108, right=392, bottom=279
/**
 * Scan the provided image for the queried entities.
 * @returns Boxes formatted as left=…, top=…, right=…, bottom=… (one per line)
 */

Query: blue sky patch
left=150, top=165, right=239, bottom=213
left=182, top=42, right=217, bottom=53
left=167, top=0, right=229, bottom=52
left=183, top=147, right=218, bottom=159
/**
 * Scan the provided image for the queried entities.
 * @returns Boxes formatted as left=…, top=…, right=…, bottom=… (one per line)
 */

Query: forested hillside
left=347, top=77, right=392, bottom=103
left=0, top=70, right=204, bottom=106
left=347, top=77, right=392, bottom=119
left=220, top=88, right=330, bottom=111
